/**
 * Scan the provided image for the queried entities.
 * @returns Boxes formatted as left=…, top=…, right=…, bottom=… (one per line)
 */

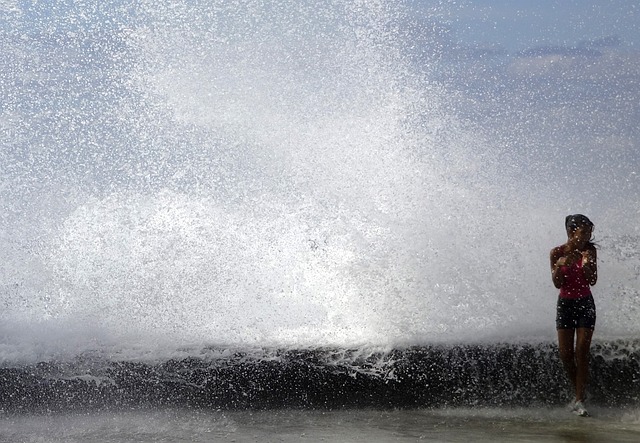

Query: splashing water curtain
left=1, top=0, right=639, bottom=411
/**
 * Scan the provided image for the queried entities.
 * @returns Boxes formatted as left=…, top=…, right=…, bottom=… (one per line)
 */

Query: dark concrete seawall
left=1, top=340, right=638, bottom=412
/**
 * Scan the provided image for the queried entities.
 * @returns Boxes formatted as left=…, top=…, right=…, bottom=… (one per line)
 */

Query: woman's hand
left=558, top=250, right=581, bottom=267
left=582, top=249, right=596, bottom=265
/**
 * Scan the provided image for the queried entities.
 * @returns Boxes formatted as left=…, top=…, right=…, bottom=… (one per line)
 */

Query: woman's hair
left=565, top=214, right=594, bottom=232
left=565, top=214, right=596, bottom=247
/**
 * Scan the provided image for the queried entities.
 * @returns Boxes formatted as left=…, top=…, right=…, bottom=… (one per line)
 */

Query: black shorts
left=556, top=295, right=596, bottom=330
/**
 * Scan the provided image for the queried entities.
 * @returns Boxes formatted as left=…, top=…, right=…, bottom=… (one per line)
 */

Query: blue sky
left=423, top=0, right=640, bottom=51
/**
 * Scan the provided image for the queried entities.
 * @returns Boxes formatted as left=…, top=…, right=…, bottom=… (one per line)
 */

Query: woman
left=550, top=214, right=597, bottom=417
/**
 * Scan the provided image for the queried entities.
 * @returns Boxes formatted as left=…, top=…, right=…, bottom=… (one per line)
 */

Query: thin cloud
left=508, top=42, right=640, bottom=83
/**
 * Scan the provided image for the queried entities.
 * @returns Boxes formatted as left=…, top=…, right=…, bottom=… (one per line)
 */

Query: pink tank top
left=559, top=259, right=592, bottom=299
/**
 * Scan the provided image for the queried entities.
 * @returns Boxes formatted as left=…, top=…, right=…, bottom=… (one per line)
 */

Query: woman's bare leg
left=574, top=328, right=594, bottom=402
left=557, top=328, right=577, bottom=394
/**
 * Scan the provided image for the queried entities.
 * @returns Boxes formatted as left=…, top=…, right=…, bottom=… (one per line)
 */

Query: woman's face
left=569, top=225, right=593, bottom=247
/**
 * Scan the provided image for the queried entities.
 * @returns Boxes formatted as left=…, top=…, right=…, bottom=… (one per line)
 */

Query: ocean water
left=2, top=408, right=640, bottom=442
left=1, top=0, right=639, bottom=439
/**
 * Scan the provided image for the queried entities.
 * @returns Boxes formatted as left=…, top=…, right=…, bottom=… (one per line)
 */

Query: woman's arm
left=582, top=246, right=598, bottom=285
left=550, top=248, right=565, bottom=289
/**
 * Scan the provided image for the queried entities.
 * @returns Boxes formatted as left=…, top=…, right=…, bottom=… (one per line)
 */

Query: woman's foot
left=572, top=400, right=589, bottom=417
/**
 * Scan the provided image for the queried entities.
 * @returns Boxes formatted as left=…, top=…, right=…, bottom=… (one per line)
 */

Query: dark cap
left=565, top=214, right=594, bottom=232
